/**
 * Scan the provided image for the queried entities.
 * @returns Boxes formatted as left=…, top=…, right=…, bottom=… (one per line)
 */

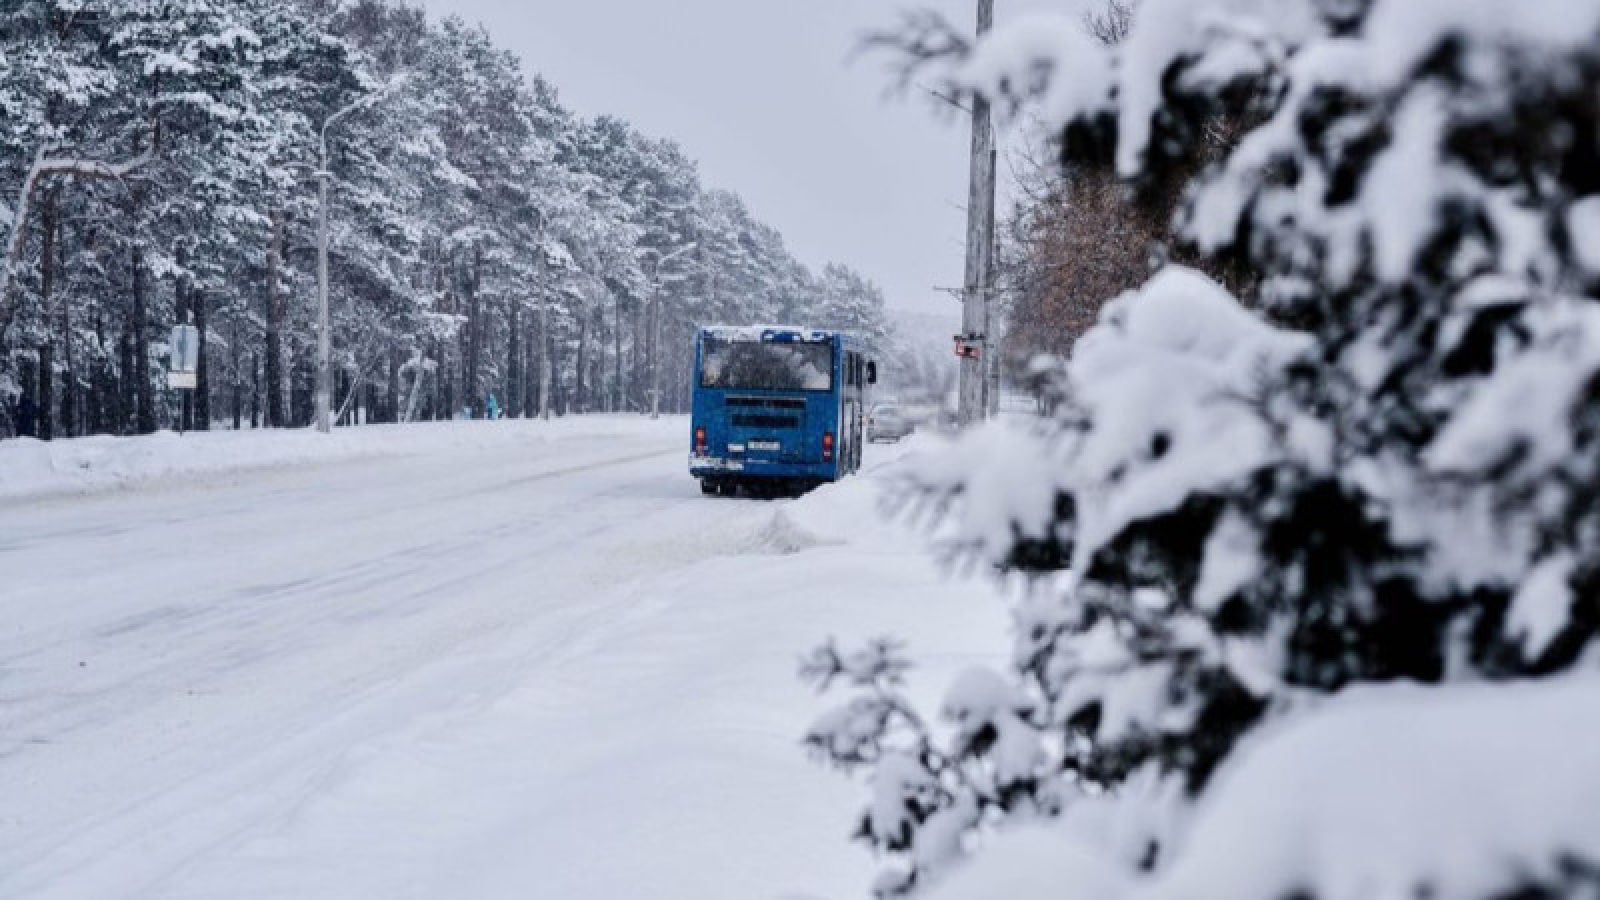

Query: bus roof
left=699, top=324, right=868, bottom=347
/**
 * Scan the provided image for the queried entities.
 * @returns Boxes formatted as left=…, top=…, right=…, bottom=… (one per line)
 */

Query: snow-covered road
left=1, top=418, right=1004, bottom=899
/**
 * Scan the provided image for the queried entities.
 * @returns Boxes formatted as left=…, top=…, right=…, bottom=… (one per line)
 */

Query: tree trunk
left=60, top=219, right=81, bottom=438
left=132, top=246, right=154, bottom=434
left=94, top=311, right=114, bottom=435
left=442, top=343, right=456, bottom=420
left=37, top=188, right=57, bottom=441
left=538, top=298, right=551, bottom=420
left=119, top=310, right=135, bottom=434
left=17, top=361, right=37, bottom=438
left=463, top=246, right=483, bottom=418
left=231, top=315, right=242, bottom=430
left=575, top=309, right=588, bottom=413
left=442, top=269, right=458, bottom=421
left=36, top=349, right=53, bottom=440
left=194, top=288, right=210, bottom=430
left=506, top=301, right=521, bottom=418
left=402, top=347, right=426, bottom=424
left=612, top=293, right=623, bottom=412
left=177, top=275, right=193, bottom=431
left=250, top=351, right=260, bottom=428
left=531, top=318, right=544, bottom=416
left=630, top=301, right=645, bottom=412
left=386, top=346, right=400, bottom=424
left=292, top=365, right=308, bottom=426
left=550, top=327, right=564, bottom=416
left=265, top=211, right=285, bottom=428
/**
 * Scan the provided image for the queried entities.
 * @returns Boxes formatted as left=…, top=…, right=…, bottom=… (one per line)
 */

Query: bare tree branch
left=1083, top=0, right=1136, bottom=47
left=858, top=10, right=972, bottom=96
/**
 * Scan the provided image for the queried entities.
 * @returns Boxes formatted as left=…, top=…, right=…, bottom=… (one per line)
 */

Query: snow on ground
left=0, top=415, right=679, bottom=502
left=934, top=673, right=1600, bottom=900
left=1145, top=674, right=1600, bottom=900
left=0, top=420, right=1005, bottom=899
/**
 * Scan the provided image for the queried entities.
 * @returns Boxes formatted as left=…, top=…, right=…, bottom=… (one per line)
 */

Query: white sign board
left=169, top=324, right=200, bottom=374
left=168, top=371, right=198, bottom=390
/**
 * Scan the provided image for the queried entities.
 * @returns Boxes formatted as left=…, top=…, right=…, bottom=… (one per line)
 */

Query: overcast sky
left=413, top=0, right=1061, bottom=317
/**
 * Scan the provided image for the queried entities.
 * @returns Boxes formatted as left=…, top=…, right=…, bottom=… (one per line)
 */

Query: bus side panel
left=835, top=340, right=866, bottom=477
left=808, top=385, right=842, bottom=483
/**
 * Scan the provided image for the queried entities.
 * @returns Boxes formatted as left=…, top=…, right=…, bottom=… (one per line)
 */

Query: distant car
left=901, top=403, right=940, bottom=427
left=867, top=404, right=914, bottom=442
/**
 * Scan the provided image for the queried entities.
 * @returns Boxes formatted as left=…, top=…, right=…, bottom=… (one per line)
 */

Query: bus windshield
left=700, top=337, right=833, bottom=392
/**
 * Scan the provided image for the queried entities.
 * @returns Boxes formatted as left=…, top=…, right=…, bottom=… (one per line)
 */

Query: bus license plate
left=748, top=440, right=780, bottom=451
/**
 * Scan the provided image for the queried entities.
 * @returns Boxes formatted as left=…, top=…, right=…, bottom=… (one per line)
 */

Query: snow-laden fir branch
left=0, top=144, right=154, bottom=308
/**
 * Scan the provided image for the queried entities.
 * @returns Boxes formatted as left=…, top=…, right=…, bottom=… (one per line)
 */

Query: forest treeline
left=0, top=0, right=891, bottom=439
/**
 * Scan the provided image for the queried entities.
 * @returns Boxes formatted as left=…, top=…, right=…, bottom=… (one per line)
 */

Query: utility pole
left=535, top=228, right=552, bottom=421
left=958, top=0, right=998, bottom=426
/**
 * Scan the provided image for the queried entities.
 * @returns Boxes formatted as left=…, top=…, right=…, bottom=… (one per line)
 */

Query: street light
left=314, top=74, right=411, bottom=433
left=645, top=243, right=696, bottom=419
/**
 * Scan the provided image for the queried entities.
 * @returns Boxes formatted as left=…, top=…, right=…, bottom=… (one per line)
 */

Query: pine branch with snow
left=814, top=1, right=1600, bottom=896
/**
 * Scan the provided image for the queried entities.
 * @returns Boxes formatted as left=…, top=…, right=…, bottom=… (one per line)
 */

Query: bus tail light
left=695, top=426, right=707, bottom=454
left=823, top=431, right=835, bottom=462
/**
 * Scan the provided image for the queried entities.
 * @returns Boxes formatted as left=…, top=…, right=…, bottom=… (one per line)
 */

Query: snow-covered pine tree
left=807, top=1, right=1600, bottom=896
left=3, top=0, right=892, bottom=436
left=1, top=1, right=135, bottom=437
left=814, top=262, right=890, bottom=348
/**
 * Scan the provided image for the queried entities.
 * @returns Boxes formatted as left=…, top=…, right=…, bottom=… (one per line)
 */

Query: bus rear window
left=700, top=337, right=833, bottom=391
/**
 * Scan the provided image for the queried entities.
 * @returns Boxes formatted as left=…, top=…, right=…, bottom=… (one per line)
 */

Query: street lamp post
left=314, top=156, right=333, bottom=433
left=314, top=76, right=409, bottom=434
left=646, top=243, right=696, bottom=419
left=530, top=217, right=553, bottom=422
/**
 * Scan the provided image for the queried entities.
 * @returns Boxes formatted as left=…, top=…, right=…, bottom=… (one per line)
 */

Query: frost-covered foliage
left=810, top=1, right=1600, bottom=896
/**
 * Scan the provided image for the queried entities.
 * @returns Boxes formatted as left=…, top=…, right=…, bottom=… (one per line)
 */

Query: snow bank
left=931, top=674, right=1600, bottom=900
left=1153, top=675, right=1600, bottom=900
left=933, top=826, right=1131, bottom=900
left=0, top=415, right=683, bottom=503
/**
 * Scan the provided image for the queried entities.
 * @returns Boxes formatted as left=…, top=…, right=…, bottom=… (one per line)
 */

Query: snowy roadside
left=0, top=415, right=684, bottom=503
left=318, top=444, right=1018, bottom=900
left=0, top=428, right=1010, bottom=899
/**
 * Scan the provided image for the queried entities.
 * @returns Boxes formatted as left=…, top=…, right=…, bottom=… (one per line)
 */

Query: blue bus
left=690, top=325, right=877, bottom=496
